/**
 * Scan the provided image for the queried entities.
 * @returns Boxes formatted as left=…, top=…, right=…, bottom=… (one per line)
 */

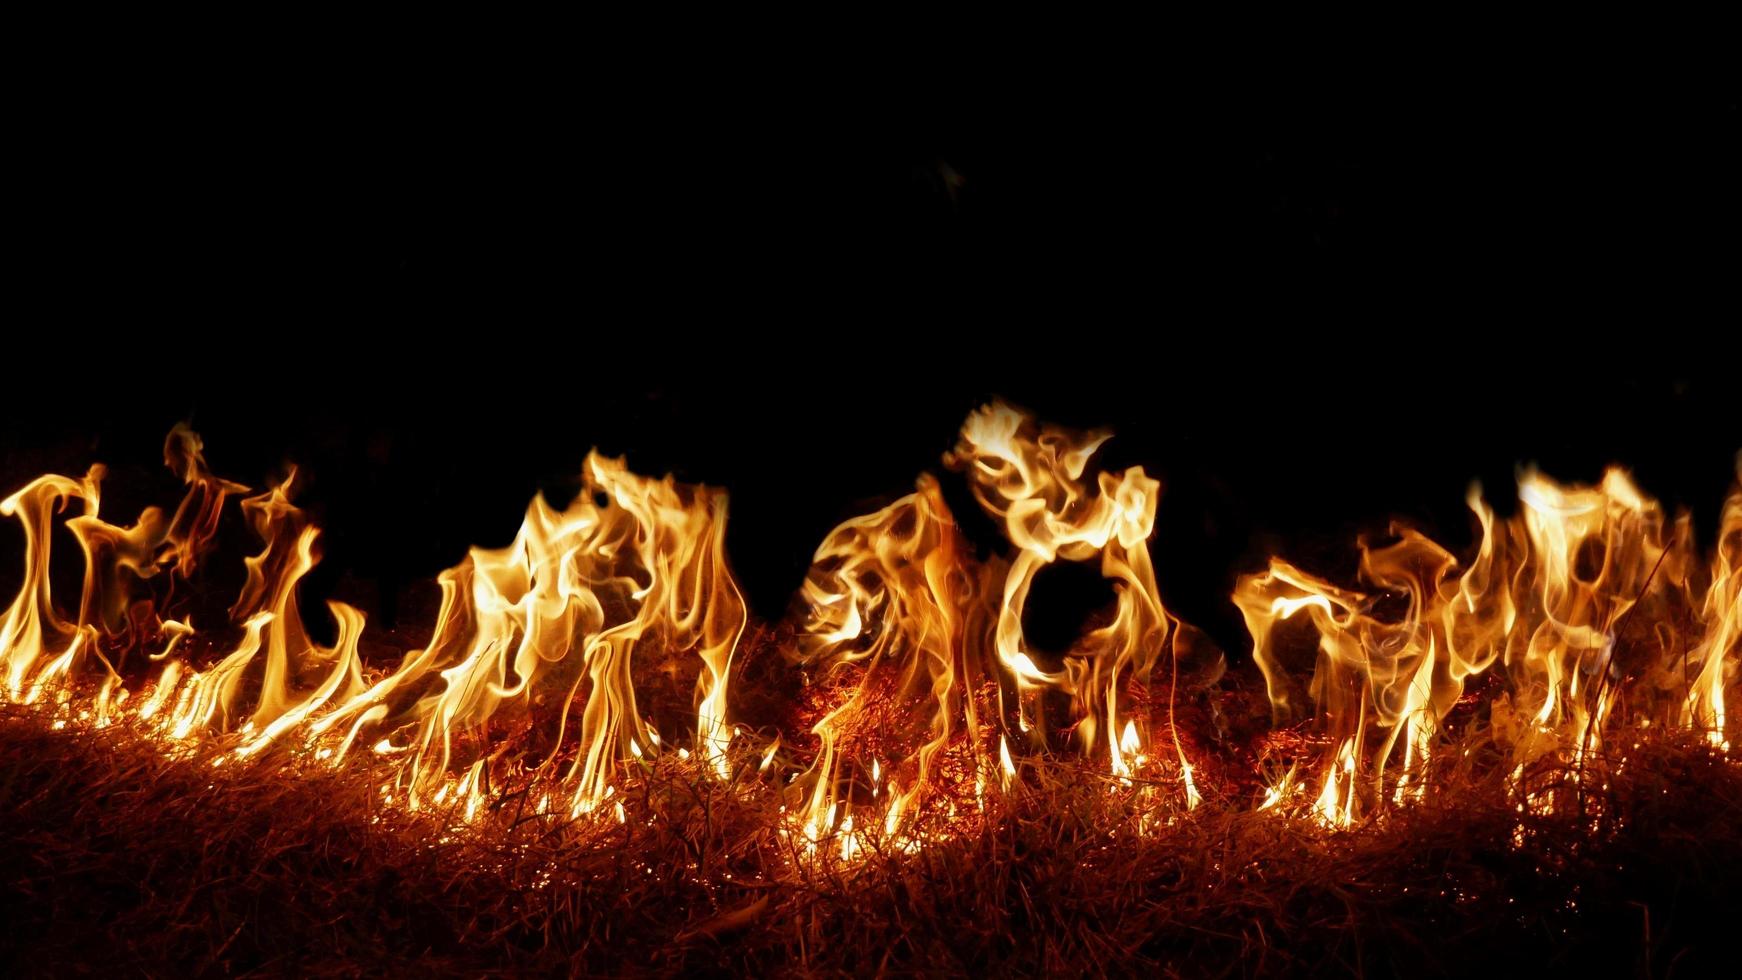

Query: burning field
left=2, top=403, right=1739, bottom=976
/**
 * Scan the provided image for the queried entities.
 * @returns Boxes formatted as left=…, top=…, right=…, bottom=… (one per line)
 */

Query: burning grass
left=5, top=684, right=1742, bottom=977
left=2, top=408, right=1738, bottom=975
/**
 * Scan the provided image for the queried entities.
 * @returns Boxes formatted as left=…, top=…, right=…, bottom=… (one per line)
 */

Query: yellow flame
left=1240, top=462, right=1742, bottom=827
left=2, top=432, right=249, bottom=713
left=947, top=403, right=1220, bottom=804
left=1686, top=458, right=1741, bottom=751
left=312, top=452, right=745, bottom=813
left=792, top=473, right=993, bottom=843
left=791, top=403, right=1220, bottom=854
left=4, top=417, right=1734, bottom=853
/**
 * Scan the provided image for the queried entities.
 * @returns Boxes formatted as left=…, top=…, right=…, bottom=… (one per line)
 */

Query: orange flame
left=1239, top=462, right=1742, bottom=827
left=311, top=452, right=745, bottom=816
left=1686, top=457, right=1742, bottom=750
left=2, top=434, right=746, bottom=826
left=160, top=423, right=250, bottom=581
left=141, top=472, right=369, bottom=756
left=790, top=402, right=1218, bottom=854
left=3, top=418, right=1732, bottom=849
left=792, top=473, right=1000, bottom=846
left=1, top=469, right=103, bottom=702
left=946, top=402, right=1219, bottom=806
left=2, top=426, right=252, bottom=709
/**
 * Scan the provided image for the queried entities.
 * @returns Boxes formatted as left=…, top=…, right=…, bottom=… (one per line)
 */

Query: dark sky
left=5, top=68, right=1738, bottom=658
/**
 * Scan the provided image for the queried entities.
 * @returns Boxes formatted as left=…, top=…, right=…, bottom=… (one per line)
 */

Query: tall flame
left=1686, top=457, right=1742, bottom=750
left=792, top=474, right=1000, bottom=845
left=3, top=417, right=1732, bottom=849
left=311, top=452, right=745, bottom=815
left=2, top=433, right=746, bottom=823
left=946, top=402, right=1219, bottom=806
left=144, top=471, right=369, bottom=755
left=790, top=402, right=1219, bottom=853
left=1238, top=462, right=1742, bottom=827
left=1, top=469, right=102, bottom=701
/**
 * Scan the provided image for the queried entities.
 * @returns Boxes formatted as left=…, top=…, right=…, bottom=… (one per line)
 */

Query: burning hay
left=6, top=700, right=1742, bottom=975
left=0, top=405, right=1738, bottom=975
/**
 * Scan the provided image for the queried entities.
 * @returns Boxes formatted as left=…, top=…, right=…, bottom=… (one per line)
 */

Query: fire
left=789, top=402, right=1218, bottom=856
left=792, top=472, right=1000, bottom=849
left=1238, top=460, right=1742, bottom=827
left=310, top=451, right=746, bottom=815
left=1686, top=456, right=1741, bottom=751
left=0, top=412, right=1733, bottom=855
left=1, top=470, right=100, bottom=702
left=2, top=425, right=247, bottom=707
left=945, top=403, right=1220, bottom=805
left=160, top=423, right=251, bottom=581
left=1, top=431, right=746, bottom=826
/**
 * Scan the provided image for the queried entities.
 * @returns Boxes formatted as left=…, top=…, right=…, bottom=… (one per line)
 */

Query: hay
left=4, top=680, right=1741, bottom=978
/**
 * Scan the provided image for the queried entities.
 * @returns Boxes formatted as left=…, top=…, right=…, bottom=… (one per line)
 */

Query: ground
left=3, top=695, right=1739, bottom=977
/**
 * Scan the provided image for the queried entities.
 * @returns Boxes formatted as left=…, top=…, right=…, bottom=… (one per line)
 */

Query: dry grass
left=4, top=680, right=1742, bottom=979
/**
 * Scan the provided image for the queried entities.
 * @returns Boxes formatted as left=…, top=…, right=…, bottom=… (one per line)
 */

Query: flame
left=790, top=402, right=1218, bottom=855
left=311, top=452, right=745, bottom=814
left=946, top=402, right=1220, bottom=804
left=1, top=424, right=254, bottom=711
left=132, top=472, right=368, bottom=754
left=1, top=470, right=101, bottom=701
left=791, top=473, right=999, bottom=848
left=1686, top=458, right=1742, bottom=750
left=160, top=423, right=250, bottom=581
left=3, top=415, right=1733, bottom=854
left=2, top=431, right=745, bottom=830
left=1240, top=461, right=1742, bottom=826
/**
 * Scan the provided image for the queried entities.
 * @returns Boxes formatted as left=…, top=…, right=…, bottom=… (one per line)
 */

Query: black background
left=4, top=64, right=1737, bottom=663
